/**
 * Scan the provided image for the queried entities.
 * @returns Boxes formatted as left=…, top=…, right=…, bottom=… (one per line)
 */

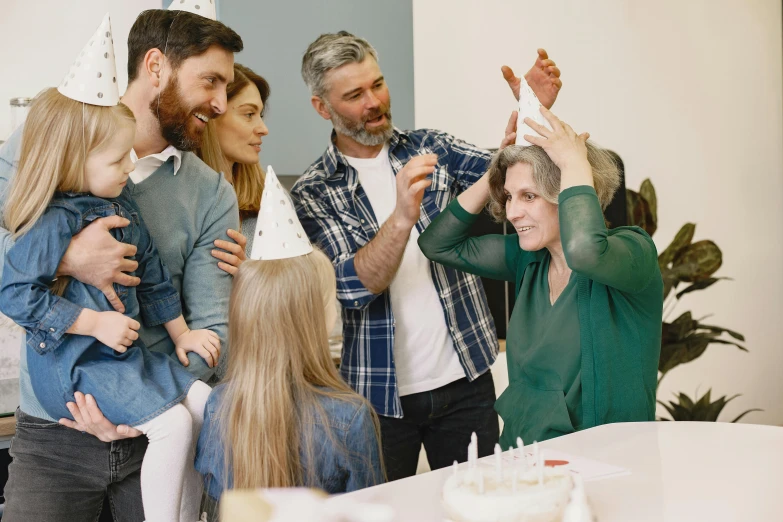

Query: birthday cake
left=441, top=435, right=592, bottom=522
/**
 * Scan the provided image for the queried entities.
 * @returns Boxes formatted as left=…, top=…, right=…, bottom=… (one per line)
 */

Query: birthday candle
left=494, top=443, right=502, bottom=482
left=469, top=432, right=478, bottom=469
left=453, top=460, right=459, bottom=483
left=516, top=437, right=525, bottom=472
left=535, top=442, right=544, bottom=486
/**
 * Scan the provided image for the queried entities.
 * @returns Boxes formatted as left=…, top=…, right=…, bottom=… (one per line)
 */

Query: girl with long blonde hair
left=195, top=249, right=384, bottom=519
left=0, top=87, right=219, bottom=522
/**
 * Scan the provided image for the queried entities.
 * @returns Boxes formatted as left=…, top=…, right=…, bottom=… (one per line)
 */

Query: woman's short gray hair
left=487, top=143, right=621, bottom=222
left=301, top=31, right=379, bottom=98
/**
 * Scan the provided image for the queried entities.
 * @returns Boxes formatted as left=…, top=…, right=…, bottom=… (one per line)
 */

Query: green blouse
left=418, top=185, right=663, bottom=444
left=502, top=255, right=581, bottom=446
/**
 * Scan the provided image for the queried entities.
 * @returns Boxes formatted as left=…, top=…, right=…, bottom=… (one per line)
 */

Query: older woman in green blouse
left=418, top=108, right=662, bottom=447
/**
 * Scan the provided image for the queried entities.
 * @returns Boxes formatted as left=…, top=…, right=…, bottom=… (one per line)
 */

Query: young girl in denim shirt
left=195, top=248, right=384, bottom=520
left=0, top=88, right=214, bottom=522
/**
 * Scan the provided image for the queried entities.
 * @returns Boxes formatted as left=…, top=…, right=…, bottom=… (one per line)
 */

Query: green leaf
left=625, top=189, right=656, bottom=236
left=658, top=342, right=686, bottom=374
left=659, top=390, right=757, bottom=423
left=698, top=324, right=746, bottom=342
left=675, top=277, right=732, bottom=299
left=639, top=179, right=657, bottom=233
left=702, top=393, right=727, bottom=421
left=731, top=409, right=763, bottom=423
left=705, top=339, right=748, bottom=352
left=670, top=312, right=696, bottom=337
left=661, top=269, right=679, bottom=300
left=679, top=392, right=696, bottom=410
left=659, top=223, right=696, bottom=271
left=673, top=240, right=723, bottom=282
left=657, top=400, right=678, bottom=420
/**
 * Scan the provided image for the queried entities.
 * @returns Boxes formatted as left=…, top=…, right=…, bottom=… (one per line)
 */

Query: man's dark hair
left=127, top=9, right=243, bottom=83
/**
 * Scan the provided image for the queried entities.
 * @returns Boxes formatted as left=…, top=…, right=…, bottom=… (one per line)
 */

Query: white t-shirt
left=346, top=145, right=465, bottom=396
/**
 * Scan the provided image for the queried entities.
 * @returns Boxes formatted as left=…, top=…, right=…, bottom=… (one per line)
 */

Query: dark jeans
left=378, top=371, right=499, bottom=482
left=2, top=408, right=147, bottom=522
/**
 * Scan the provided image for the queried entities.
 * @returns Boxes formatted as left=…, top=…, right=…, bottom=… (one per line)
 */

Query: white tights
left=135, top=380, right=211, bottom=522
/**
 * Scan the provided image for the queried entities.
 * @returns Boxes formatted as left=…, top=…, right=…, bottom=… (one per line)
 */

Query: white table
left=341, top=422, right=783, bottom=521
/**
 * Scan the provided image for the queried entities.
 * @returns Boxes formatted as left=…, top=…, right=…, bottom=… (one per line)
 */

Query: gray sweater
left=0, top=128, right=238, bottom=421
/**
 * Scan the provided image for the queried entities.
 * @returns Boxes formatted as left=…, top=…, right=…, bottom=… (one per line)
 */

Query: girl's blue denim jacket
left=195, top=384, right=384, bottom=518
left=0, top=189, right=196, bottom=425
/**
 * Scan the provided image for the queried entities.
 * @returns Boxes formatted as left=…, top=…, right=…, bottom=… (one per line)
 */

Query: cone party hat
left=249, top=166, right=314, bottom=261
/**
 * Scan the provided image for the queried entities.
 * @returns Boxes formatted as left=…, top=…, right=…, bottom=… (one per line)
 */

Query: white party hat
left=168, top=0, right=217, bottom=20
left=57, top=14, right=120, bottom=106
left=515, top=80, right=550, bottom=146
left=250, top=166, right=314, bottom=261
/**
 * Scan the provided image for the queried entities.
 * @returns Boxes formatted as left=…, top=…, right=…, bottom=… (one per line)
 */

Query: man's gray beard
left=327, top=105, right=394, bottom=147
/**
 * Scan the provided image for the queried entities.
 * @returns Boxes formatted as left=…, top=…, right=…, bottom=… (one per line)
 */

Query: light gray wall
left=218, top=0, right=415, bottom=176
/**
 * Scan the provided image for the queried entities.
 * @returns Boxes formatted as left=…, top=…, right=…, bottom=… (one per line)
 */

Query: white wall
left=413, top=0, right=783, bottom=426
left=0, top=0, right=161, bottom=141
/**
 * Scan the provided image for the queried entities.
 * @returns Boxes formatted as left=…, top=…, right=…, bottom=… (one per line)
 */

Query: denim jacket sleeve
left=120, top=194, right=182, bottom=327
left=0, top=206, right=84, bottom=355
left=342, top=402, right=384, bottom=492
left=195, top=388, right=228, bottom=503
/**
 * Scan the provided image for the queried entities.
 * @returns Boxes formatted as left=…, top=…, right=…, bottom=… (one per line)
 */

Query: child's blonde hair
left=4, top=88, right=136, bottom=238
left=216, top=249, right=383, bottom=491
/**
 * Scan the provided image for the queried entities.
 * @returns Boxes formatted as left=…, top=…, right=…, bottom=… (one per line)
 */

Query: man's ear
left=311, top=96, right=332, bottom=121
left=143, top=48, right=166, bottom=88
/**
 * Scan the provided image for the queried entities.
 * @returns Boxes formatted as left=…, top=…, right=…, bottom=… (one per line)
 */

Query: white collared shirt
left=130, top=145, right=182, bottom=184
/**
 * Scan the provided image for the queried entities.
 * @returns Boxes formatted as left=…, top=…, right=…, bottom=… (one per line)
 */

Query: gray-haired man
left=291, top=31, right=561, bottom=481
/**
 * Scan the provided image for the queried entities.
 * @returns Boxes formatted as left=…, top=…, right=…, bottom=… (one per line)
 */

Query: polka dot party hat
left=250, top=166, right=314, bottom=261
left=515, top=79, right=550, bottom=146
left=168, top=0, right=217, bottom=21
left=57, top=14, right=119, bottom=107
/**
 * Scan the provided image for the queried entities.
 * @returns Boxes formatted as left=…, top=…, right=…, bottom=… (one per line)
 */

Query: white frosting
left=442, top=465, right=573, bottom=522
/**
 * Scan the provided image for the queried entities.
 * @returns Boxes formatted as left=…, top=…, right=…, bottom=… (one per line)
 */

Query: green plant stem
left=663, top=293, right=679, bottom=321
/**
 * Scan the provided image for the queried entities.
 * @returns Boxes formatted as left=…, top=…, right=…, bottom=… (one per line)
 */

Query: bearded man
left=0, top=9, right=243, bottom=521
left=292, top=31, right=562, bottom=481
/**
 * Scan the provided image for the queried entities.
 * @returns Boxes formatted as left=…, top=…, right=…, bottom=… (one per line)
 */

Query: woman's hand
left=522, top=107, right=594, bottom=192
left=522, top=106, right=590, bottom=171
left=213, top=229, right=247, bottom=276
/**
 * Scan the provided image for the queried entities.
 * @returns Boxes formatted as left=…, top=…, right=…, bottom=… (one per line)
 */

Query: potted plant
left=626, top=180, right=761, bottom=422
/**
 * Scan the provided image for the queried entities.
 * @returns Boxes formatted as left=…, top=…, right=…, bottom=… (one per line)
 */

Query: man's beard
left=326, top=100, right=394, bottom=147
left=150, top=74, right=215, bottom=152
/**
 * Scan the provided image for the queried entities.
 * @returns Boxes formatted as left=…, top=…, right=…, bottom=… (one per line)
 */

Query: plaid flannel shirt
left=291, top=128, right=499, bottom=418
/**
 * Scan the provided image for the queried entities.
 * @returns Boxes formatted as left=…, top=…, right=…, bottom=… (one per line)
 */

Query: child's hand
left=93, top=312, right=140, bottom=353
left=174, top=329, right=221, bottom=368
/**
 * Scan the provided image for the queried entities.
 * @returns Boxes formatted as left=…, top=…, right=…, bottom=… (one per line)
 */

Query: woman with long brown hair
left=199, top=63, right=270, bottom=272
